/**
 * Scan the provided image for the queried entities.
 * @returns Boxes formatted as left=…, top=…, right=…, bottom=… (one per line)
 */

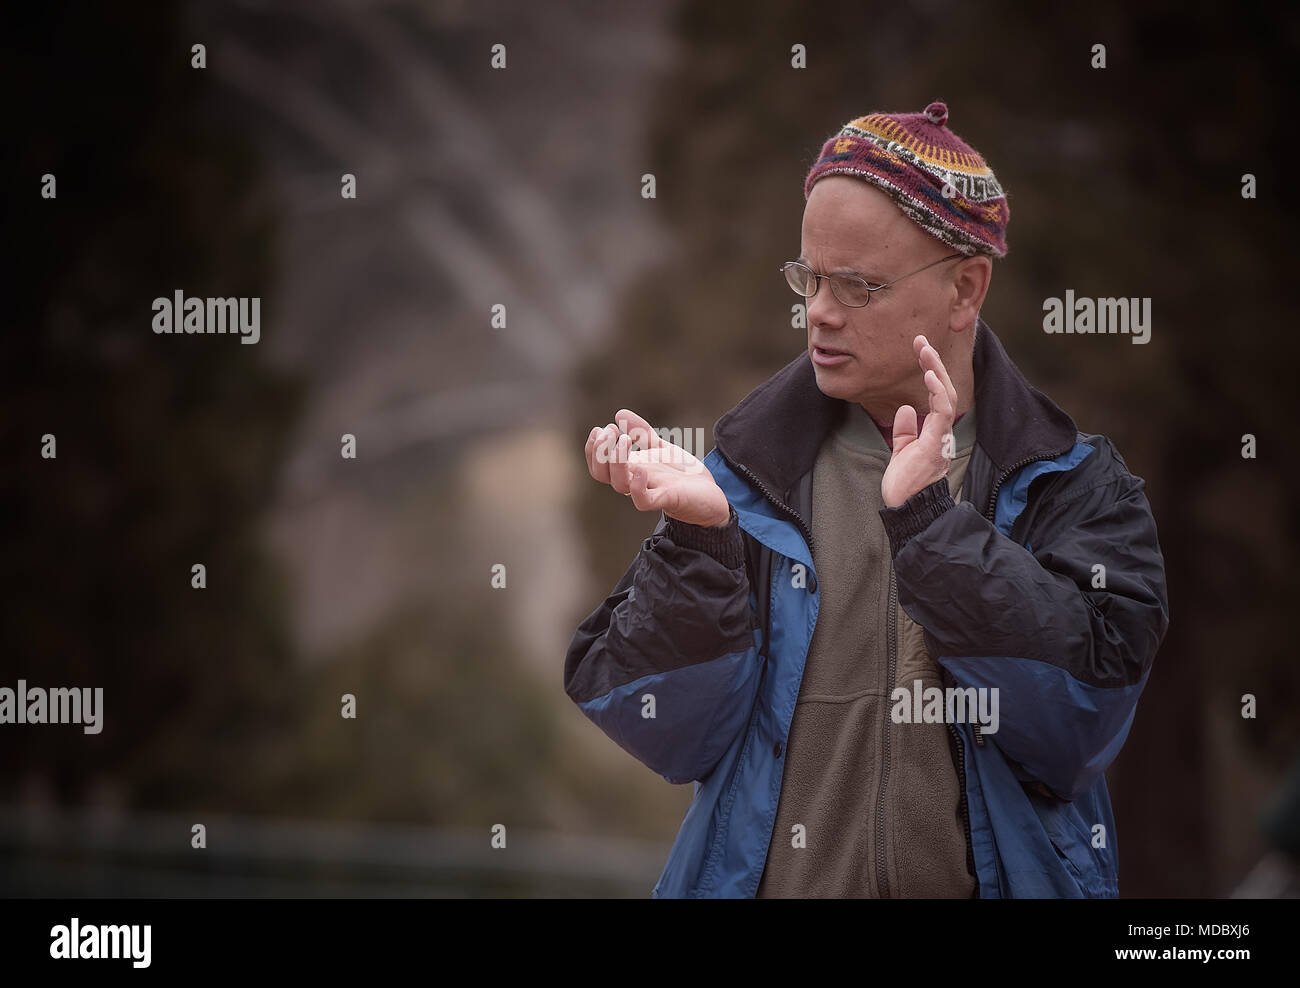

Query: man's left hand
left=881, top=334, right=958, bottom=508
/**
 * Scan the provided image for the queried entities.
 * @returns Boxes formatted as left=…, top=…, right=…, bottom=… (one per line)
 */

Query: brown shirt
left=755, top=400, right=977, bottom=897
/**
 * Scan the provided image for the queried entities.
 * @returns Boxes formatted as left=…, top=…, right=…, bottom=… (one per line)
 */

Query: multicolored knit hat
left=803, top=101, right=1009, bottom=257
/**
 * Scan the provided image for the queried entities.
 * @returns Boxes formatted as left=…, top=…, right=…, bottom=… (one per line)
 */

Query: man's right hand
left=584, top=408, right=732, bottom=528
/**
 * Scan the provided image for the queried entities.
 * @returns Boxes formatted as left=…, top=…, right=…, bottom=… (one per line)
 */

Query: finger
left=633, top=443, right=696, bottom=472
left=921, top=369, right=954, bottom=436
left=591, top=423, right=618, bottom=484
left=891, top=404, right=919, bottom=455
left=615, top=409, right=669, bottom=453
left=925, top=371, right=956, bottom=460
left=585, top=424, right=615, bottom=464
left=622, top=412, right=699, bottom=470
left=917, top=337, right=958, bottom=410
left=923, top=369, right=951, bottom=416
left=628, top=463, right=661, bottom=512
left=585, top=426, right=600, bottom=479
left=629, top=451, right=692, bottom=488
left=609, top=432, right=633, bottom=494
left=586, top=425, right=604, bottom=482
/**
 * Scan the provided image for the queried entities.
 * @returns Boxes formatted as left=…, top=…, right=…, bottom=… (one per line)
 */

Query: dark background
left=2, top=0, right=1297, bottom=896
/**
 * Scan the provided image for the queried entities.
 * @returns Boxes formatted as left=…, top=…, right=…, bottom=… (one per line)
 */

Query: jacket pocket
left=1031, top=790, right=1109, bottom=896
left=694, top=649, right=767, bottom=896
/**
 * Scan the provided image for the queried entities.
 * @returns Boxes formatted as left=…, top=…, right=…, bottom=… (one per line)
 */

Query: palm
left=881, top=335, right=958, bottom=508
left=641, top=444, right=724, bottom=523
left=585, top=408, right=731, bottom=527
left=881, top=417, right=947, bottom=506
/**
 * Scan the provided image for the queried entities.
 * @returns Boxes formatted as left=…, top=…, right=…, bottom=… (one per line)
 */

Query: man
left=565, top=102, right=1169, bottom=897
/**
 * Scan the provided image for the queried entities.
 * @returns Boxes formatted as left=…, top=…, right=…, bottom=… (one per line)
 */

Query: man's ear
left=950, top=256, right=992, bottom=333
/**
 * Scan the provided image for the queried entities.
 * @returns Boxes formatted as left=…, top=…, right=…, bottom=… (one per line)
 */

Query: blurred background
left=2, top=0, right=1297, bottom=897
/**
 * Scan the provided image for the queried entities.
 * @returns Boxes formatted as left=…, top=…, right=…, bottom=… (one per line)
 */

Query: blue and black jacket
left=565, top=320, right=1170, bottom=897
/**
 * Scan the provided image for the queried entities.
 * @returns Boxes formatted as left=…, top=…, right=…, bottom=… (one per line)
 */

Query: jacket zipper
left=876, top=568, right=898, bottom=898
left=947, top=719, right=979, bottom=896
left=981, top=444, right=1076, bottom=524
left=971, top=449, right=1066, bottom=751
left=713, top=450, right=812, bottom=899
left=943, top=452, right=1051, bottom=897
left=944, top=444, right=1076, bottom=896
left=720, top=453, right=816, bottom=557
left=972, top=447, right=1075, bottom=753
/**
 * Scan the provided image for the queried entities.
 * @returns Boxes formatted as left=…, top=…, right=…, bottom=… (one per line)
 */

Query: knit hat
left=803, top=101, right=1009, bottom=257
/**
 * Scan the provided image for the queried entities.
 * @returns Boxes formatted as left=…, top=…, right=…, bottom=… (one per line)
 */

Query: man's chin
left=810, top=364, right=860, bottom=400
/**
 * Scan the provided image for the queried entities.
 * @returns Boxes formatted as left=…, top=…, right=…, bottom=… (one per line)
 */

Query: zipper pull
left=973, top=722, right=985, bottom=747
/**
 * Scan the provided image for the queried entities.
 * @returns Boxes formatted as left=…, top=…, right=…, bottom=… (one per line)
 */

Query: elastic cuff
left=664, top=505, right=744, bottom=568
left=879, top=477, right=955, bottom=557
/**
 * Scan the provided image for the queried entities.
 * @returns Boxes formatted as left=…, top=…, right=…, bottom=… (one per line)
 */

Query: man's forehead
left=796, top=244, right=890, bottom=278
left=801, top=178, right=915, bottom=270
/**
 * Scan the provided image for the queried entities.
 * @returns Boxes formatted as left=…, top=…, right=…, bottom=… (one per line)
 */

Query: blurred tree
left=0, top=2, right=683, bottom=849
left=0, top=3, right=305, bottom=809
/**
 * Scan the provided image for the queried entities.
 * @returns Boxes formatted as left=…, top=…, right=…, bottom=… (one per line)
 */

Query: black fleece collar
left=712, top=318, right=1078, bottom=513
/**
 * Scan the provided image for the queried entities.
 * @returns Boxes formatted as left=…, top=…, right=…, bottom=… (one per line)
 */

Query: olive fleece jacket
left=756, top=400, right=978, bottom=897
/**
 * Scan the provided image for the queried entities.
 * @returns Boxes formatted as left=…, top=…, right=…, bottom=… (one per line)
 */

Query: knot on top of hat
left=924, top=101, right=948, bottom=127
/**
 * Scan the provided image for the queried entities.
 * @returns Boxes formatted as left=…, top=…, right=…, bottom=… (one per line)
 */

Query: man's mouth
left=813, top=344, right=849, bottom=356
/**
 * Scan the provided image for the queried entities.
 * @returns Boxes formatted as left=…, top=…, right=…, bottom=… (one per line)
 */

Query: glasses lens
left=783, top=262, right=815, bottom=296
left=829, top=275, right=870, bottom=307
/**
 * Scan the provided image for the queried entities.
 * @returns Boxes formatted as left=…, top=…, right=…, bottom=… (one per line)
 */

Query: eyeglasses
left=779, top=252, right=965, bottom=308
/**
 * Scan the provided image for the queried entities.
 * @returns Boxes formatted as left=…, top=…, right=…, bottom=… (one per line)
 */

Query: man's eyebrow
left=796, top=256, right=885, bottom=281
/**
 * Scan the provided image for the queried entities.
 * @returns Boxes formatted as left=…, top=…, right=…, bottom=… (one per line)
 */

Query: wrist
left=885, top=470, right=949, bottom=508
left=703, top=504, right=732, bottom=528
left=664, top=505, right=743, bottom=567
left=878, top=477, right=955, bottom=556
left=670, top=506, right=731, bottom=529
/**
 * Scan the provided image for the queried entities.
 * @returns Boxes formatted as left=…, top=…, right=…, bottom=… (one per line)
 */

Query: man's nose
left=806, top=278, right=845, bottom=327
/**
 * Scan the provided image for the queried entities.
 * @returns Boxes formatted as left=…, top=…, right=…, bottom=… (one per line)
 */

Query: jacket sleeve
left=564, top=505, right=763, bottom=785
left=879, top=453, right=1170, bottom=802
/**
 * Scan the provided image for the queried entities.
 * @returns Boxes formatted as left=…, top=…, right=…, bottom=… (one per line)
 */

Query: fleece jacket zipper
left=876, top=567, right=899, bottom=897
